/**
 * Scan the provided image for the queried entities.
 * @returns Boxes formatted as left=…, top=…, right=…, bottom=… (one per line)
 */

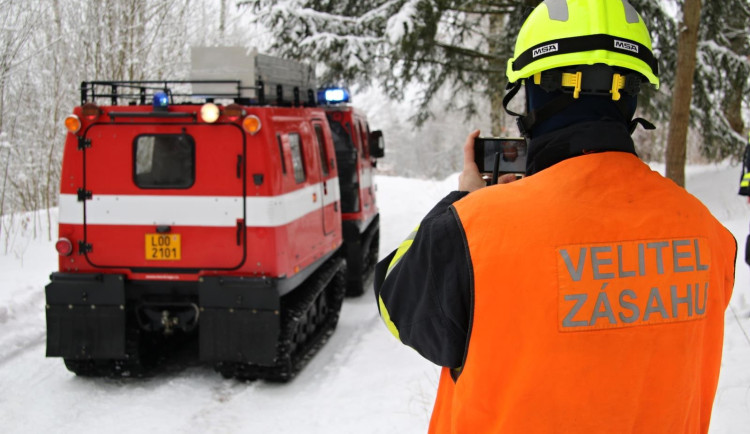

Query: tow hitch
left=136, top=302, right=200, bottom=335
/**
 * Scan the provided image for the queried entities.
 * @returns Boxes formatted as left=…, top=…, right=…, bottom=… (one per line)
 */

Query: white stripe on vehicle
left=59, top=178, right=340, bottom=228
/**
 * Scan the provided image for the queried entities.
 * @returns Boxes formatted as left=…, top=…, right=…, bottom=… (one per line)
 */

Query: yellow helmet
left=507, top=0, right=659, bottom=88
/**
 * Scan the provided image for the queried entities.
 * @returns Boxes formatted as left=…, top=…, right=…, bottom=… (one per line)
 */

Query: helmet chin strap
left=629, top=117, right=656, bottom=134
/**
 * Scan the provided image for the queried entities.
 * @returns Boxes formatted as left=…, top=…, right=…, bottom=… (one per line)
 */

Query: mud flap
left=198, top=276, right=281, bottom=365
left=45, top=273, right=126, bottom=359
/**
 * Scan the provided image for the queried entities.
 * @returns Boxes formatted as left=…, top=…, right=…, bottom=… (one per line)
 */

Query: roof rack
left=81, top=47, right=319, bottom=107
left=80, top=79, right=317, bottom=108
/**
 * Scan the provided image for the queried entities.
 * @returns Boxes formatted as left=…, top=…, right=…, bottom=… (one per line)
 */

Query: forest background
left=1, top=0, right=749, bottom=242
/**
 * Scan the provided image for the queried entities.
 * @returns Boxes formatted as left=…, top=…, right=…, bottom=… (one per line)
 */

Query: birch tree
left=0, top=0, right=262, bottom=236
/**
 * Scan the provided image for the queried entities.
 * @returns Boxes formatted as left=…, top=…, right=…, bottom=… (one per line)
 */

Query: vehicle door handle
left=236, top=219, right=244, bottom=246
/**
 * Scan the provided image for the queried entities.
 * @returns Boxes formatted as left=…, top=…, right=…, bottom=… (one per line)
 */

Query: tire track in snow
left=0, top=287, right=46, bottom=365
left=181, top=278, right=382, bottom=432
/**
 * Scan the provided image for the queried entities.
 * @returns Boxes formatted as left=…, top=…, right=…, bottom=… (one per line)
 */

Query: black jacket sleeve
left=373, top=191, right=472, bottom=368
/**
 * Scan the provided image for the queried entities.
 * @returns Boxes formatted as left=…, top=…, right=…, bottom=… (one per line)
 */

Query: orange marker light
left=242, top=115, right=262, bottom=135
left=64, top=115, right=81, bottom=133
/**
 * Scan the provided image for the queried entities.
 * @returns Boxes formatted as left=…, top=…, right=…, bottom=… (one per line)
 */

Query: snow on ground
left=0, top=165, right=749, bottom=433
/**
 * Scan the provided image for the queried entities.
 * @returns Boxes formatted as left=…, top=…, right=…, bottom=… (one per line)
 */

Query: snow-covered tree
left=239, top=0, right=529, bottom=133
left=0, top=0, right=43, bottom=219
left=692, top=0, right=750, bottom=160
left=665, top=0, right=750, bottom=186
left=240, top=1, right=678, bottom=134
left=0, top=0, right=263, bottom=233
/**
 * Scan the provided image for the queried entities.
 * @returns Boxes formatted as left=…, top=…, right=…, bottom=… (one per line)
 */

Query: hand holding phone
left=459, top=130, right=487, bottom=193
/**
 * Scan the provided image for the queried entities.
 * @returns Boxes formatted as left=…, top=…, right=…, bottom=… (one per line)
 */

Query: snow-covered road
left=0, top=166, right=748, bottom=433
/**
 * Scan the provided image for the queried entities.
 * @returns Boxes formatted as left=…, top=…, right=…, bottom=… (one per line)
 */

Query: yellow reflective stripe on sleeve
left=378, top=295, right=400, bottom=340
left=385, top=225, right=420, bottom=277
left=742, top=173, right=750, bottom=187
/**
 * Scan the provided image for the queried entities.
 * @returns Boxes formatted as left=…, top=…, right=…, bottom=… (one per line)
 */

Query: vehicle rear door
left=80, top=122, right=246, bottom=271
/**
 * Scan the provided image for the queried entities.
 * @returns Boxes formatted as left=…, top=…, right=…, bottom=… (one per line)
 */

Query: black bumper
left=45, top=273, right=282, bottom=365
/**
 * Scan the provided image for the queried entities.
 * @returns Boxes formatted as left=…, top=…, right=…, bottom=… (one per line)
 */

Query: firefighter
left=739, top=140, right=750, bottom=197
left=739, top=136, right=750, bottom=265
left=374, top=1, right=736, bottom=433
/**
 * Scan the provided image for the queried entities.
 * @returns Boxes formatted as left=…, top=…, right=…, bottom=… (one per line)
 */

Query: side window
left=352, top=122, right=362, bottom=153
left=276, top=134, right=287, bottom=174
left=314, top=124, right=330, bottom=176
left=134, top=134, right=195, bottom=189
left=326, top=115, right=355, bottom=153
left=358, top=120, right=370, bottom=158
left=289, top=133, right=306, bottom=184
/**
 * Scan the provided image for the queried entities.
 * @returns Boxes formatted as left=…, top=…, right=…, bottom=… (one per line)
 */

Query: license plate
left=145, top=234, right=181, bottom=260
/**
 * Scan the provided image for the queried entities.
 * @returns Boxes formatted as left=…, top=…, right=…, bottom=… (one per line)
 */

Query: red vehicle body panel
left=58, top=105, right=343, bottom=285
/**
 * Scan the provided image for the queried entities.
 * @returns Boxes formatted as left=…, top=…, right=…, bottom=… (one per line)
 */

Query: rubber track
left=364, top=230, right=379, bottom=284
left=218, top=256, right=347, bottom=382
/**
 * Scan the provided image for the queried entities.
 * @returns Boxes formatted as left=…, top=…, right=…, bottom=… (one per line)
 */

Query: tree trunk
left=665, top=0, right=702, bottom=187
left=725, top=81, right=744, bottom=135
left=488, top=14, right=505, bottom=137
left=220, top=0, right=227, bottom=42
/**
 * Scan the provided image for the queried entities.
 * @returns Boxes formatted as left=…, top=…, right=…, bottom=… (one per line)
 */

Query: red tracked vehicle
left=322, top=92, right=381, bottom=297
left=45, top=49, right=384, bottom=380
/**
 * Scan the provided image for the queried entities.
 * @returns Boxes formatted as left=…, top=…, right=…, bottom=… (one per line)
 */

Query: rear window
left=134, top=134, right=195, bottom=189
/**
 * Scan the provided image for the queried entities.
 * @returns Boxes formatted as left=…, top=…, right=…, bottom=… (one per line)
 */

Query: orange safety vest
left=430, top=152, right=736, bottom=433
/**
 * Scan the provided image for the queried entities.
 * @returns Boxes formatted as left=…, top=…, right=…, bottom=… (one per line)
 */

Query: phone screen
left=474, top=138, right=528, bottom=174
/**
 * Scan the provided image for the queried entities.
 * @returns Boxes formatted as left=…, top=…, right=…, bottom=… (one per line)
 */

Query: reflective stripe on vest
left=429, top=152, right=735, bottom=434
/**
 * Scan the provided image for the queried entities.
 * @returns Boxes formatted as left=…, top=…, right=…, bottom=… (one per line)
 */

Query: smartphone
left=473, top=137, right=528, bottom=175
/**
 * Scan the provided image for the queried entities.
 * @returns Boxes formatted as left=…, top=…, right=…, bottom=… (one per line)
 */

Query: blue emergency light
left=318, top=87, right=350, bottom=105
left=153, top=91, right=169, bottom=111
